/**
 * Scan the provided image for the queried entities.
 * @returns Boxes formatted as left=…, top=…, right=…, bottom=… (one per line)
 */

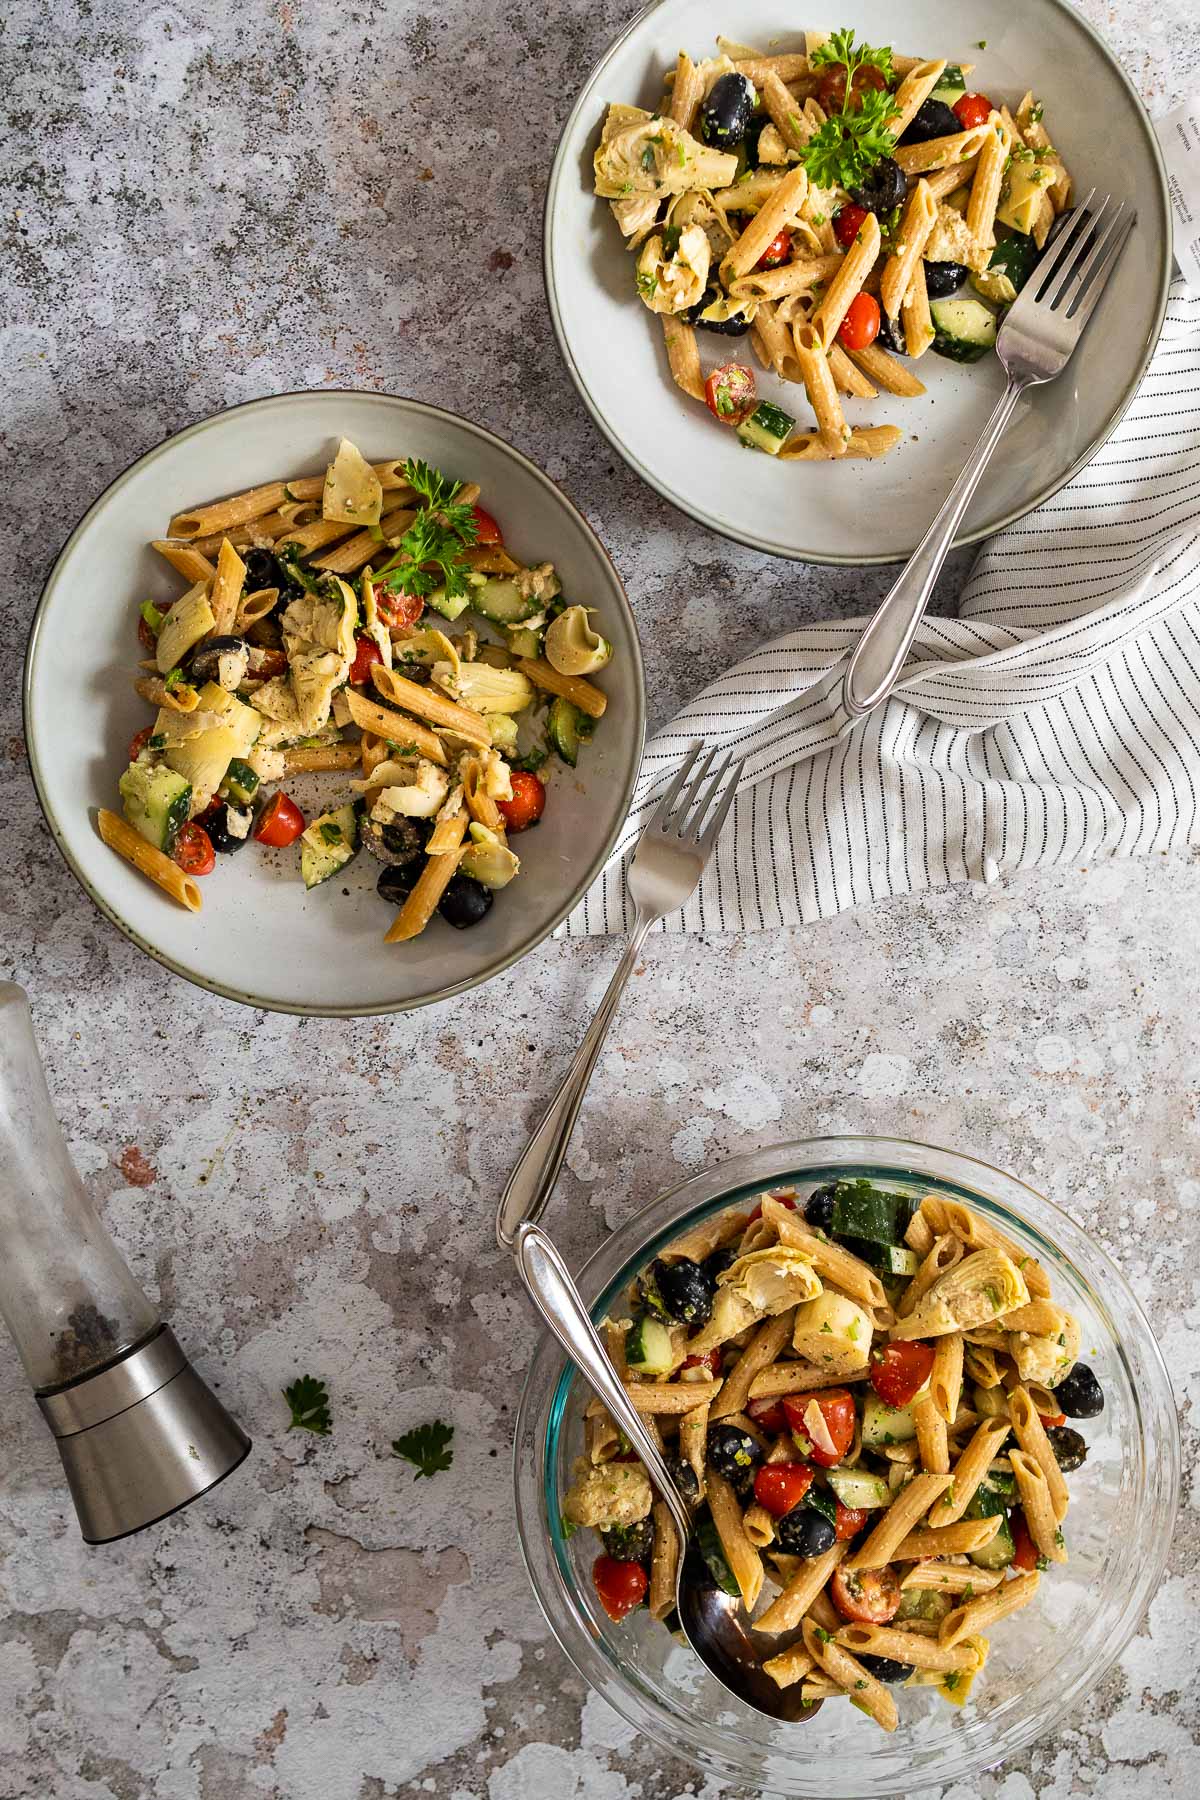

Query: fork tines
left=1030, top=189, right=1134, bottom=320
left=653, top=743, right=745, bottom=847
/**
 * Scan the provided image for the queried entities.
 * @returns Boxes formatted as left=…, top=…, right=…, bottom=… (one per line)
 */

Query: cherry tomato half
left=1011, top=1508, right=1040, bottom=1572
left=831, top=1562, right=902, bottom=1624
left=815, top=60, right=888, bottom=114
left=834, top=203, right=870, bottom=249
left=869, top=1341, right=935, bottom=1409
left=681, top=1347, right=723, bottom=1378
left=1039, top=1410, right=1067, bottom=1429
left=172, top=822, right=216, bottom=877
left=129, top=725, right=156, bottom=761
left=747, top=1394, right=788, bottom=1435
left=253, top=792, right=306, bottom=848
left=497, top=770, right=546, bottom=833
left=953, top=92, right=994, bottom=131
left=349, top=633, right=384, bottom=686
left=704, top=362, right=757, bottom=426
left=753, top=1462, right=815, bottom=1518
left=137, top=614, right=157, bottom=655
left=756, top=229, right=792, bottom=271
left=593, top=1554, right=648, bottom=1622
left=376, top=584, right=425, bottom=630
left=782, top=1389, right=856, bottom=1468
left=834, top=1500, right=870, bottom=1541
left=471, top=504, right=503, bottom=545
left=837, top=291, right=881, bottom=352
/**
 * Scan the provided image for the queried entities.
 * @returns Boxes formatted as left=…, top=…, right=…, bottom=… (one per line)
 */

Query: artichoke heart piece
left=1008, top=1309, right=1080, bottom=1385
left=323, top=437, right=382, bottom=527
left=891, top=1249, right=1031, bottom=1342
left=594, top=110, right=738, bottom=200
left=718, top=1247, right=823, bottom=1314
left=610, top=193, right=660, bottom=246
left=562, top=1455, right=652, bottom=1530
left=281, top=579, right=357, bottom=663
left=635, top=223, right=711, bottom=314
left=460, top=824, right=520, bottom=890
left=434, top=661, right=535, bottom=715
left=668, top=189, right=735, bottom=258
left=545, top=606, right=612, bottom=678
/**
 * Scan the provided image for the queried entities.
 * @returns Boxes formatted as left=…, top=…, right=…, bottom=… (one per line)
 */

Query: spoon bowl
left=678, top=1577, right=824, bottom=1724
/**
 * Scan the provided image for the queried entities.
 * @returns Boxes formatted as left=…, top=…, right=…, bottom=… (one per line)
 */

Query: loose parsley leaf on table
left=800, top=28, right=900, bottom=192
left=372, top=457, right=479, bottom=601
left=284, top=1374, right=331, bottom=1435
left=393, top=1419, right=455, bottom=1479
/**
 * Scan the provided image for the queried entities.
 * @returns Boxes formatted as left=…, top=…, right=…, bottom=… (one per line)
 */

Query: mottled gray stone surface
left=2, top=0, right=1199, bottom=1795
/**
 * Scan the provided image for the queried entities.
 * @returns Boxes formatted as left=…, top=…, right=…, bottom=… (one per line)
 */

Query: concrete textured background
left=2, top=0, right=1199, bottom=1795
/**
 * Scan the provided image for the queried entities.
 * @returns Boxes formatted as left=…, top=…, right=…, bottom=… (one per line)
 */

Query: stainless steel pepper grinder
left=0, top=982, right=250, bottom=1542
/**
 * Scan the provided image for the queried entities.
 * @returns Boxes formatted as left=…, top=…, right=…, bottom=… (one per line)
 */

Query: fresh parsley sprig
left=372, top=457, right=479, bottom=601
left=284, top=1374, right=331, bottom=1435
left=392, top=1419, right=454, bottom=1480
left=800, top=28, right=900, bottom=192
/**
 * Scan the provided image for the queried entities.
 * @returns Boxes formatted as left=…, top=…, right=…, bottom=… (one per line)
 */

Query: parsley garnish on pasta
left=799, top=29, right=900, bottom=191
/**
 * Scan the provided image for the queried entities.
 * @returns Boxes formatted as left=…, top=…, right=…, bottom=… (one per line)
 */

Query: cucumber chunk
left=547, top=695, right=593, bottom=767
left=300, top=802, right=360, bottom=889
left=840, top=1236, right=920, bottom=1277
left=930, top=64, right=966, bottom=106
left=860, top=1393, right=917, bottom=1449
left=969, top=1513, right=1016, bottom=1570
left=470, top=578, right=540, bottom=626
left=221, top=757, right=260, bottom=807
left=625, top=1314, right=675, bottom=1376
left=930, top=296, right=999, bottom=363
left=423, top=585, right=473, bottom=622
left=965, top=1482, right=1010, bottom=1520
left=736, top=401, right=795, bottom=455
left=826, top=1467, right=891, bottom=1510
left=119, top=762, right=191, bottom=852
left=829, top=1180, right=907, bottom=1246
left=971, top=230, right=1040, bottom=305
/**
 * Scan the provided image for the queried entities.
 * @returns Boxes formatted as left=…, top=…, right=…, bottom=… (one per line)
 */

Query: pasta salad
left=99, top=442, right=614, bottom=941
left=593, top=27, right=1073, bottom=462
left=562, top=1181, right=1103, bottom=1730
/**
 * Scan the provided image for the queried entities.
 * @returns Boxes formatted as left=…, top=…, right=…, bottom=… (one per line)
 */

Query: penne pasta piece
left=1010, top=1448, right=1068, bottom=1562
left=1008, top=1386, right=1070, bottom=1521
left=902, top=259, right=936, bottom=359
left=235, top=586, right=279, bottom=633
left=900, top=1234, right=963, bottom=1317
left=806, top=1586, right=842, bottom=1635
left=847, top=1472, right=952, bottom=1570
left=730, top=253, right=842, bottom=302
left=780, top=425, right=904, bottom=462
left=586, top=1406, right=620, bottom=1464
left=895, top=123, right=991, bottom=176
left=133, top=674, right=199, bottom=713
left=930, top=1332, right=964, bottom=1423
left=277, top=516, right=357, bottom=556
left=742, top=1501, right=777, bottom=1548
left=209, top=538, right=247, bottom=637
left=661, top=314, right=705, bottom=401
left=710, top=1310, right=796, bottom=1419
left=914, top=1393, right=950, bottom=1474
left=151, top=540, right=216, bottom=584
left=311, top=504, right=417, bottom=574
left=281, top=743, right=361, bottom=774
left=891, top=1515, right=1002, bottom=1561
left=515, top=657, right=607, bottom=720
left=723, top=166, right=810, bottom=281
left=648, top=1500, right=679, bottom=1618
left=285, top=460, right=413, bottom=503
left=793, top=323, right=850, bottom=457
left=97, top=808, right=202, bottom=911
left=733, top=53, right=811, bottom=85
left=906, top=1206, right=936, bottom=1255
left=749, top=300, right=802, bottom=381
left=756, top=1541, right=847, bottom=1634
left=768, top=1204, right=890, bottom=1314
left=926, top=1416, right=1011, bottom=1525
left=845, top=342, right=927, bottom=398
left=168, top=479, right=291, bottom=540
left=828, top=343, right=878, bottom=398
left=462, top=758, right=507, bottom=838
left=966, top=112, right=1014, bottom=253
left=809, top=211, right=881, bottom=350
left=802, top=1619, right=898, bottom=1731
left=940, top=1570, right=1040, bottom=1647
left=663, top=1210, right=748, bottom=1265
left=923, top=1200, right=1051, bottom=1299
left=835, top=1622, right=979, bottom=1674
left=758, top=69, right=810, bottom=152
left=762, top=1642, right=817, bottom=1691
left=964, top=1344, right=1004, bottom=1389
left=383, top=812, right=468, bottom=942
left=343, top=688, right=449, bottom=765
left=1001, top=1299, right=1065, bottom=1335
left=464, top=543, right=520, bottom=576
left=371, top=665, right=492, bottom=746
left=707, top=1471, right=764, bottom=1609
left=923, top=157, right=981, bottom=203
left=620, top=1377, right=723, bottom=1415
left=881, top=179, right=937, bottom=320
left=900, top=1560, right=1004, bottom=1594
left=669, top=50, right=704, bottom=130
left=889, top=59, right=946, bottom=139
left=748, top=1361, right=871, bottom=1398
left=679, top=1400, right=709, bottom=1497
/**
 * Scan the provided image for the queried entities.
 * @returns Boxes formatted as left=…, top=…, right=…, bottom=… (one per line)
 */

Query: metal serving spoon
left=515, top=1221, right=821, bottom=1724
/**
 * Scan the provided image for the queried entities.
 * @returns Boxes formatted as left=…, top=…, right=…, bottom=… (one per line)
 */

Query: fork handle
left=843, top=374, right=1028, bottom=719
left=495, top=907, right=656, bottom=1248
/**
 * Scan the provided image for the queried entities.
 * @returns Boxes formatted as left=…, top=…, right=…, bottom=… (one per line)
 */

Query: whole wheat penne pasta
left=169, top=479, right=291, bottom=540
left=461, top=759, right=507, bottom=837
left=967, top=112, right=1013, bottom=250
left=734, top=53, right=810, bottom=84
left=802, top=1620, right=898, bottom=1731
left=1010, top=1448, right=1068, bottom=1561
left=759, top=69, right=810, bottom=152
left=922, top=157, right=981, bottom=204
left=285, top=460, right=413, bottom=503
left=310, top=504, right=416, bottom=574
left=889, top=59, right=946, bottom=139
left=1008, top=1386, right=1070, bottom=1520
left=848, top=1473, right=952, bottom=1570
left=757, top=1541, right=848, bottom=1634
left=927, top=1200, right=1051, bottom=1298
left=748, top=300, right=801, bottom=380
left=619, top=1377, right=722, bottom=1415
left=902, top=258, right=936, bottom=358
left=730, top=253, right=842, bottom=301
left=965, top=1325, right=1009, bottom=1351
left=134, top=674, right=199, bottom=713
left=801, top=1675, right=847, bottom=1701
left=208, top=538, right=247, bottom=637
left=1001, top=1300, right=1064, bottom=1335
left=900, top=1235, right=963, bottom=1318
left=515, top=658, right=607, bottom=719
left=940, top=1570, right=1040, bottom=1647
left=724, top=166, right=809, bottom=280
left=892, top=1515, right=1002, bottom=1561
left=277, top=516, right=357, bottom=556
left=603, top=1318, right=630, bottom=1380
left=881, top=180, right=937, bottom=319
left=895, top=122, right=990, bottom=176
left=901, top=1560, right=1004, bottom=1593
left=707, top=1471, right=763, bottom=1609
left=964, top=1344, right=1004, bottom=1388
left=372, top=665, right=492, bottom=746
left=926, top=1417, right=1011, bottom=1525
left=742, top=1501, right=777, bottom=1548
left=914, top=1394, right=950, bottom=1474
left=809, top=211, right=881, bottom=349
left=711, top=1310, right=796, bottom=1419
left=663, top=1210, right=748, bottom=1265
left=679, top=1401, right=709, bottom=1495
left=235, top=587, right=279, bottom=632
left=793, top=323, right=850, bottom=457
left=780, top=425, right=904, bottom=462
left=282, top=743, right=361, bottom=774
left=762, top=1643, right=816, bottom=1691
left=343, top=688, right=449, bottom=765
left=768, top=1205, right=890, bottom=1313
left=828, top=342, right=878, bottom=398
left=806, top=1585, right=842, bottom=1635
left=97, top=808, right=202, bottom=911
left=835, top=1622, right=978, bottom=1673
left=661, top=314, right=705, bottom=401
left=586, top=1406, right=620, bottom=1464
left=648, top=1500, right=679, bottom=1618
left=930, top=1333, right=964, bottom=1423
left=151, top=540, right=217, bottom=584
left=906, top=1206, right=936, bottom=1255
left=383, top=812, right=468, bottom=942
left=748, top=1361, right=871, bottom=1398
left=846, top=342, right=928, bottom=398
left=669, top=50, right=704, bottom=129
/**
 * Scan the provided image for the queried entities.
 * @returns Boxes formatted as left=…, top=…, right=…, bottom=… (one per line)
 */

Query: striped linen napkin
left=563, top=280, right=1200, bottom=937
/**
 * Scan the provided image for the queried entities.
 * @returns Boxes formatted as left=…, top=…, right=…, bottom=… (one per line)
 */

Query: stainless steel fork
left=842, top=190, right=1136, bottom=719
left=495, top=744, right=744, bottom=1248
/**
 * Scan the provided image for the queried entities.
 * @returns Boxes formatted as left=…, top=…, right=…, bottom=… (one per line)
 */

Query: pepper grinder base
left=36, top=1325, right=251, bottom=1543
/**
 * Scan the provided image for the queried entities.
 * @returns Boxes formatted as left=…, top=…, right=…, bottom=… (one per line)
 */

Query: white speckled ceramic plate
left=25, top=392, right=644, bottom=1016
left=545, top=0, right=1171, bottom=563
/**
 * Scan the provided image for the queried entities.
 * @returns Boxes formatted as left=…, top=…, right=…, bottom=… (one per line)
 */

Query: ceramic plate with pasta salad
left=545, top=0, right=1169, bottom=561
left=561, top=1178, right=1104, bottom=1731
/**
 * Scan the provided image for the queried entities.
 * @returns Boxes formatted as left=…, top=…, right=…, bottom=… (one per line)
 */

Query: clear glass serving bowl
left=514, top=1138, right=1180, bottom=1796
